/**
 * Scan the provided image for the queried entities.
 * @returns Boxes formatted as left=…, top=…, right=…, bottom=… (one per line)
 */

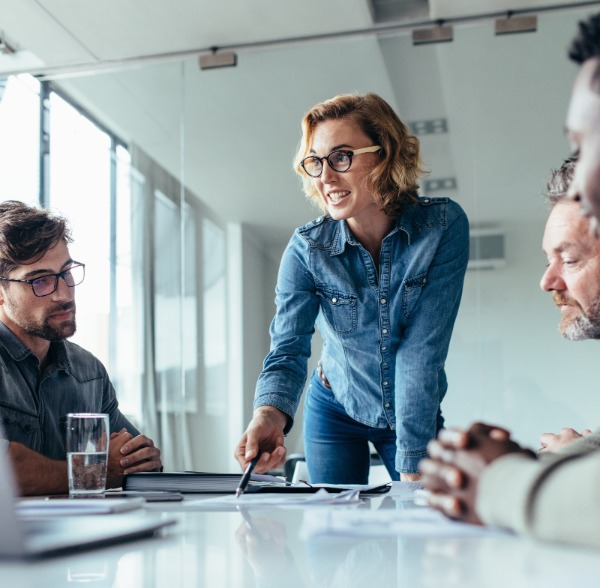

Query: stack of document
left=123, top=471, right=391, bottom=495
left=123, top=471, right=283, bottom=493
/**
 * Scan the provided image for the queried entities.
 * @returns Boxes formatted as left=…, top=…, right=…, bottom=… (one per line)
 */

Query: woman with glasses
left=235, top=93, right=469, bottom=484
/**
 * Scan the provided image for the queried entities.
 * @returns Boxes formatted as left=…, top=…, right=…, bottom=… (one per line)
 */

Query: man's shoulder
left=0, top=322, right=31, bottom=362
left=59, top=341, right=109, bottom=381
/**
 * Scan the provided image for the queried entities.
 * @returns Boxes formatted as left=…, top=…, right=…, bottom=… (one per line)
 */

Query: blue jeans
left=303, top=370, right=400, bottom=484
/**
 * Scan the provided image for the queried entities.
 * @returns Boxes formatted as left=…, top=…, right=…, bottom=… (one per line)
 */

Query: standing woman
left=234, top=93, right=469, bottom=484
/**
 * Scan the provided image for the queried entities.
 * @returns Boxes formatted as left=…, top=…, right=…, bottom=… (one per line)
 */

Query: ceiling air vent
left=468, top=227, right=505, bottom=270
left=369, top=0, right=429, bottom=24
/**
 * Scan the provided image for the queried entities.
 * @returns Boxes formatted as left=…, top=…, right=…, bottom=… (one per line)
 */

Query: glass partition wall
left=0, top=7, right=597, bottom=472
left=0, top=64, right=229, bottom=471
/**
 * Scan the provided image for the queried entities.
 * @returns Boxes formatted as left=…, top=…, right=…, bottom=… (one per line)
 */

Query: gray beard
left=562, top=297, right=600, bottom=340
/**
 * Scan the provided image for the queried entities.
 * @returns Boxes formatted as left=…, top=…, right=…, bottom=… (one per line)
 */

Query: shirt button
left=383, top=381, right=389, bottom=386
left=382, top=346, right=387, bottom=351
left=380, top=298, right=387, bottom=305
left=331, top=297, right=337, bottom=303
left=382, top=328, right=388, bottom=334
left=385, top=402, right=390, bottom=408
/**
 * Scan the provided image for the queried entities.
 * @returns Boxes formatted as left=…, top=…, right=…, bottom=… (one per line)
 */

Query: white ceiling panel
left=430, top=0, right=596, bottom=19
left=0, top=0, right=95, bottom=69
left=4, top=0, right=375, bottom=66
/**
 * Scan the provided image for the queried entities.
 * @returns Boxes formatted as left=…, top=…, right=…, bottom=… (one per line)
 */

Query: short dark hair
left=545, top=158, right=577, bottom=207
left=0, top=200, right=72, bottom=276
left=569, top=12, right=600, bottom=91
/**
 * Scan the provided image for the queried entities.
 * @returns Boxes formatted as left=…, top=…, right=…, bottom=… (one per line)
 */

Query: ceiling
left=0, top=0, right=598, bottom=246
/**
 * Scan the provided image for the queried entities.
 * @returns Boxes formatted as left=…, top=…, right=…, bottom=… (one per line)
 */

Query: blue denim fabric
left=254, top=197, right=469, bottom=474
left=0, top=321, right=139, bottom=460
left=303, top=370, right=400, bottom=484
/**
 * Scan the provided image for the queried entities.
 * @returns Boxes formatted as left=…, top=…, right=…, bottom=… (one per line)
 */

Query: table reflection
left=3, top=494, right=600, bottom=588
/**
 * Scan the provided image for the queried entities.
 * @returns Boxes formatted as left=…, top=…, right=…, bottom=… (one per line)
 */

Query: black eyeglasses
left=300, top=145, right=381, bottom=178
left=0, top=263, right=86, bottom=297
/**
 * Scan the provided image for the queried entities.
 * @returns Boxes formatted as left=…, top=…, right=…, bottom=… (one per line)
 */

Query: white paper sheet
left=183, top=488, right=363, bottom=509
left=386, top=481, right=423, bottom=499
left=16, top=497, right=146, bottom=516
left=301, top=505, right=510, bottom=538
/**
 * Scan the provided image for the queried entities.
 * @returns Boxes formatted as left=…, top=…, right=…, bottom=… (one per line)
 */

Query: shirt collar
left=331, top=215, right=410, bottom=255
left=0, top=320, right=69, bottom=368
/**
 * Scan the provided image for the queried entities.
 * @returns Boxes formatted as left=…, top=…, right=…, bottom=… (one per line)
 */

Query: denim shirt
left=254, top=197, right=469, bottom=473
left=0, top=321, right=139, bottom=460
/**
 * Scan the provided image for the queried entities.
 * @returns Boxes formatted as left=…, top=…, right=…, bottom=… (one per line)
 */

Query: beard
left=554, top=292, right=600, bottom=340
left=10, top=299, right=77, bottom=342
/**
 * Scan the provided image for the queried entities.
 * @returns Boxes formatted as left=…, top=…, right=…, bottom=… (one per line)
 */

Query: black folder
left=123, top=471, right=391, bottom=495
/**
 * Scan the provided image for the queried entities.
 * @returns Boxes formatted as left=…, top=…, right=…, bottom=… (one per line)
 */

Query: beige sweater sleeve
left=476, top=443, right=600, bottom=548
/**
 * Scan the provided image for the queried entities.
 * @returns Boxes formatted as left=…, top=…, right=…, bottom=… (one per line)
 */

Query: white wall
left=241, top=227, right=278, bottom=425
left=446, top=220, right=600, bottom=449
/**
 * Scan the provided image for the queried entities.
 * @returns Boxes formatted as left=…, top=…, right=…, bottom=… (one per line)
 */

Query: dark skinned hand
left=419, top=422, right=535, bottom=524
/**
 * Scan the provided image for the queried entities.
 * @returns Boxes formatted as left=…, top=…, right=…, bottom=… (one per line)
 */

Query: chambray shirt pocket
left=316, top=286, right=358, bottom=334
left=0, top=400, right=40, bottom=450
left=402, top=273, right=428, bottom=317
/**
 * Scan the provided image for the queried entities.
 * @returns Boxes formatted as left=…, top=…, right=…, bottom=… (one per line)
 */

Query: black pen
left=236, top=454, right=260, bottom=498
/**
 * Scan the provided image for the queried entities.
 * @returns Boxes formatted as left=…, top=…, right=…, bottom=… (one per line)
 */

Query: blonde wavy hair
left=293, top=93, right=426, bottom=218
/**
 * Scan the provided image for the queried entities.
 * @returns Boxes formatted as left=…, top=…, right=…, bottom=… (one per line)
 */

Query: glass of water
left=66, top=413, right=109, bottom=497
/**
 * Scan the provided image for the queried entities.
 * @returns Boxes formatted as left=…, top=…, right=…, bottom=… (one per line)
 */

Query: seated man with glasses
left=0, top=200, right=162, bottom=495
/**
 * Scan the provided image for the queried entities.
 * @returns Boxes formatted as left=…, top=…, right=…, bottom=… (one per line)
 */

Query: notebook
left=0, top=438, right=176, bottom=559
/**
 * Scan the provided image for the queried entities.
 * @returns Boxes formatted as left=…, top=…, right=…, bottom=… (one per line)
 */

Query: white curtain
left=128, top=143, right=197, bottom=471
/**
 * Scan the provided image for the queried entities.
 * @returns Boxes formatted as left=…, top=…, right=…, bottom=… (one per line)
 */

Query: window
left=154, top=191, right=198, bottom=414
left=47, top=90, right=113, bottom=368
left=0, top=74, right=227, bottom=469
left=0, top=75, right=40, bottom=204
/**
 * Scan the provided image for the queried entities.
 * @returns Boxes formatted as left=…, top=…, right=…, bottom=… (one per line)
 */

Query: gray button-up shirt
left=0, top=321, right=139, bottom=460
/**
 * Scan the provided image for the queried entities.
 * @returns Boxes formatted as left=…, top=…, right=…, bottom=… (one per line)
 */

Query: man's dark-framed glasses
left=0, top=263, right=86, bottom=297
left=300, top=145, right=381, bottom=178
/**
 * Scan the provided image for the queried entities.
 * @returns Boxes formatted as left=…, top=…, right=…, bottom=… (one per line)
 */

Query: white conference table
left=2, top=488, right=600, bottom=588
